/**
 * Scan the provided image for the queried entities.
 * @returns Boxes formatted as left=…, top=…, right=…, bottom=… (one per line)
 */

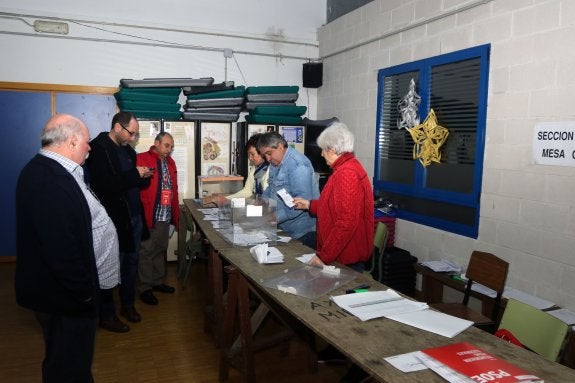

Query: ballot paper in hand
left=277, top=188, right=295, bottom=208
left=249, top=243, right=284, bottom=264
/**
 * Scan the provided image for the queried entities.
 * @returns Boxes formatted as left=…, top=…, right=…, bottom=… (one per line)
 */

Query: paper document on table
left=547, top=308, right=575, bottom=325
left=387, top=308, right=474, bottom=338
left=198, top=208, right=219, bottom=214
left=296, top=253, right=315, bottom=263
left=384, top=351, right=428, bottom=373
left=470, top=282, right=497, bottom=298
left=503, top=287, right=555, bottom=310
left=331, top=290, right=428, bottom=321
left=415, top=351, right=476, bottom=383
left=421, top=259, right=462, bottom=273
left=249, top=243, right=284, bottom=264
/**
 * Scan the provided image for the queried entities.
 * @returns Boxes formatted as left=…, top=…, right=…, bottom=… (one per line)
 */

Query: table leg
left=204, top=246, right=224, bottom=347
left=219, top=266, right=256, bottom=382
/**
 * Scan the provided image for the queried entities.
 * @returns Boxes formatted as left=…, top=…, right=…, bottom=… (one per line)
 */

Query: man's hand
left=137, top=166, right=155, bottom=178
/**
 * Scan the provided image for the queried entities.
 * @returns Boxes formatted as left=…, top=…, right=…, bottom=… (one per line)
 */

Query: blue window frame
left=374, top=44, right=490, bottom=238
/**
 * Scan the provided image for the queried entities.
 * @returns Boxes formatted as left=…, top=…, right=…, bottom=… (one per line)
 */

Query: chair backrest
left=498, top=298, right=569, bottom=362
left=367, top=222, right=388, bottom=273
left=374, top=222, right=388, bottom=256
left=463, top=251, right=509, bottom=319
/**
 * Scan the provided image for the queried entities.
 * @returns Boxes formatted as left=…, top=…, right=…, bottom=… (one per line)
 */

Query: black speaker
left=303, top=62, right=323, bottom=88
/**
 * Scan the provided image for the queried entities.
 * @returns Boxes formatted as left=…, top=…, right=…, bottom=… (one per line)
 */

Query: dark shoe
left=99, top=316, right=130, bottom=333
left=120, top=306, right=141, bottom=323
left=140, top=290, right=158, bottom=305
left=317, top=345, right=346, bottom=364
left=152, top=284, right=175, bottom=293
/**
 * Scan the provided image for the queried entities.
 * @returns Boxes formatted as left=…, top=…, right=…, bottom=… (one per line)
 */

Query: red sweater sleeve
left=317, top=168, right=362, bottom=264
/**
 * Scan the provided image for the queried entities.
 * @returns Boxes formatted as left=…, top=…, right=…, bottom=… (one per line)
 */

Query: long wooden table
left=184, top=199, right=575, bottom=382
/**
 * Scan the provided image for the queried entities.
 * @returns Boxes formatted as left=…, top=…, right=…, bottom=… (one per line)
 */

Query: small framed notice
left=533, top=122, right=575, bottom=167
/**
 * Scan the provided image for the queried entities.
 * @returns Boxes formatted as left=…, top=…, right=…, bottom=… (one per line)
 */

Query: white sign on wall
left=533, top=122, right=575, bottom=167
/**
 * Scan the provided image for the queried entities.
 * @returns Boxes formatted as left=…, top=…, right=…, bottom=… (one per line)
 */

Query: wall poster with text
left=134, top=120, right=161, bottom=154
left=163, top=120, right=196, bottom=200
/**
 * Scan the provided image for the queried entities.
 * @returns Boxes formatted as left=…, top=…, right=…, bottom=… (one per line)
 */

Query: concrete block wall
left=317, top=0, right=575, bottom=310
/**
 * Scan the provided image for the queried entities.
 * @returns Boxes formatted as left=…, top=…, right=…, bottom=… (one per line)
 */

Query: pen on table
left=348, top=297, right=403, bottom=308
left=345, top=284, right=371, bottom=294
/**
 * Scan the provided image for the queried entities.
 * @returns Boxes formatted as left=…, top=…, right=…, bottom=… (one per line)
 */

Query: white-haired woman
left=293, top=122, right=374, bottom=272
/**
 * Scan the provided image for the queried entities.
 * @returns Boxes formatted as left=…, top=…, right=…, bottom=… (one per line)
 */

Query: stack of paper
left=331, top=290, right=428, bottom=321
left=249, top=243, right=284, bottom=264
left=331, top=290, right=474, bottom=338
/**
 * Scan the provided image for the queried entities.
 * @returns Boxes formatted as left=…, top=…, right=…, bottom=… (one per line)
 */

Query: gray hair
left=155, top=131, right=173, bottom=142
left=316, top=122, right=354, bottom=154
left=40, top=114, right=84, bottom=148
left=256, top=132, right=287, bottom=151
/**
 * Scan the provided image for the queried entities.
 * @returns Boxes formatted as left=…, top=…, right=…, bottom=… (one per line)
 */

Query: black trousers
left=35, top=311, right=98, bottom=383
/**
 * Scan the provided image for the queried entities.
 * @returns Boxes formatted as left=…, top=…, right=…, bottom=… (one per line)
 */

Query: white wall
left=0, top=0, right=326, bottom=116
left=318, top=0, right=575, bottom=310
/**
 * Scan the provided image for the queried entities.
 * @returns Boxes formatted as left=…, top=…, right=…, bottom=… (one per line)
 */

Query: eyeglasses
left=120, top=124, right=138, bottom=137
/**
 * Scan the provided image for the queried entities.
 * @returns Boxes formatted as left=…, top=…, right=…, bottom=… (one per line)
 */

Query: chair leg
left=181, top=251, right=197, bottom=289
left=176, top=249, right=186, bottom=280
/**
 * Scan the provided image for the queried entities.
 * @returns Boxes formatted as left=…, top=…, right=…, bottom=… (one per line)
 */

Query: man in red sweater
left=137, top=132, right=179, bottom=305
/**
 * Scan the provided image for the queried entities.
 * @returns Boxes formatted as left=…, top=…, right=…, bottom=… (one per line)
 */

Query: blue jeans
left=100, top=215, right=142, bottom=320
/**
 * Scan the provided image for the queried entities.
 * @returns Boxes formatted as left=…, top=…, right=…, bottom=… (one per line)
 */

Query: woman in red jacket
left=293, top=122, right=374, bottom=272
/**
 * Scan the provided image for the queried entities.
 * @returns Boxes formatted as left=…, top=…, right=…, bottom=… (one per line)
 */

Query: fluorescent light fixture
left=34, top=20, right=69, bottom=35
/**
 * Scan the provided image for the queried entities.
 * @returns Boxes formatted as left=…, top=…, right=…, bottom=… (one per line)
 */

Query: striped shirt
left=40, top=149, right=120, bottom=289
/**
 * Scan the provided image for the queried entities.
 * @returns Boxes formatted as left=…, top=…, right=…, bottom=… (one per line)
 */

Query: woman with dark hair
left=227, top=133, right=269, bottom=199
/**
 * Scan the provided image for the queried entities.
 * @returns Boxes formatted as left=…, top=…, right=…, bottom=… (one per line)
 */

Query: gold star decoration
left=407, top=109, right=449, bottom=167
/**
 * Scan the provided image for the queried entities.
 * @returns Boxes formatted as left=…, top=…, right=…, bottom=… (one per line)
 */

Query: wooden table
left=185, top=199, right=575, bottom=383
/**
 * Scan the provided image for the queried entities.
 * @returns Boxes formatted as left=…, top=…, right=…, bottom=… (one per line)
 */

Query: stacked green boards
left=244, top=86, right=304, bottom=124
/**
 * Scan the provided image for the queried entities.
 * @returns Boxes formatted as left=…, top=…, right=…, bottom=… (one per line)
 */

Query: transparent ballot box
left=198, top=175, right=244, bottom=198
left=216, top=197, right=277, bottom=246
left=262, top=265, right=357, bottom=299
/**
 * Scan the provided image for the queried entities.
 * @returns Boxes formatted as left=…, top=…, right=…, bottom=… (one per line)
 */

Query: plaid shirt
left=154, top=158, right=172, bottom=223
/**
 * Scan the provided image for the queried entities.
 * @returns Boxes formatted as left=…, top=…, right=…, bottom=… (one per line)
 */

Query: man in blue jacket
left=16, top=114, right=119, bottom=382
left=257, top=132, right=319, bottom=248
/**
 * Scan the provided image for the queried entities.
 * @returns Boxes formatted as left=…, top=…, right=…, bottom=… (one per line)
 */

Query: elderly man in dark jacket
left=16, top=113, right=119, bottom=383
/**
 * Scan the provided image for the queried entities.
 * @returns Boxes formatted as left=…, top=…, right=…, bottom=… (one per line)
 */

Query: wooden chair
left=497, top=298, right=569, bottom=362
left=365, top=222, right=388, bottom=279
left=430, top=250, right=509, bottom=333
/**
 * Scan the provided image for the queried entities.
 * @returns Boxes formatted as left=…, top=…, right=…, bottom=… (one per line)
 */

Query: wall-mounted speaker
left=303, top=62, right=323, bottom=88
